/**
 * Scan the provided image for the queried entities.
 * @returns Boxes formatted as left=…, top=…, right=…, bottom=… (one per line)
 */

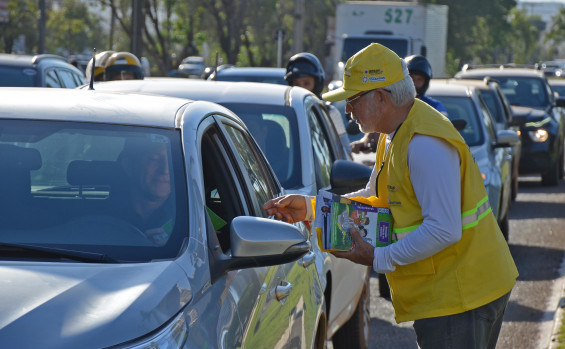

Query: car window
left=221, top=103, right=302, bottom=190
left=58, top=69, right=80, bottom=88
left=479, top=89, right=505, bottom=124
left=307, top=105, right=333, bottom=189
left=0, top=67, right=37, bottom=87
left=496, top=77, right=549, bottom=108
left=0, top=120, right=188, bottom=262
left=201, top=125, right=246, bottom=253
left=223, top=122, right=279, bottom=217
left=431, top=95, right=484, bottom=147
left=45, top=69, right=61, bottom=88
left=551, top=84, right=565, bottom=97
left=478, top=96, right=497, bottom=141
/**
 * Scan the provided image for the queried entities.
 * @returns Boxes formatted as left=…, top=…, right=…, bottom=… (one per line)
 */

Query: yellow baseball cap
left=323, top=43, right=406, bottom=102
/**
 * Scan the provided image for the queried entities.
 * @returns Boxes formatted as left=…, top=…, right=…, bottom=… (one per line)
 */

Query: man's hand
left=332, top=228, right=375, bottom=267
left=263, top=194, right=308, bottom=223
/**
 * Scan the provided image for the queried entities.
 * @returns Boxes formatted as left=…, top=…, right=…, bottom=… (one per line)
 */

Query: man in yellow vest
left=263, top=43, right=518, bottom=349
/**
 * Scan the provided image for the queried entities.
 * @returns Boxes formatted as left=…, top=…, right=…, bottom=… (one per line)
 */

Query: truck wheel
left=378, top=273, right=391, bottom=299
left=332, top=277, right=370, bottom=349
left=541, top=160, right=559, bottom=186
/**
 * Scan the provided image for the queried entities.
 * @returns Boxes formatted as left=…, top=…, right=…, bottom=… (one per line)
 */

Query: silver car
left=428, top=81, right=520, bottom=240
left=90, top=78, right=373, bottom=348
left=0, top=88, right=325, bottom=348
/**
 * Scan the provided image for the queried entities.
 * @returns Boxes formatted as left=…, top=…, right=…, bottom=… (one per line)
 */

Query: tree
left=545, top=7, right=565, bottom=58
left=46, top=0, right=107, bottom=57
left=0, top=0, right=38, bottom=53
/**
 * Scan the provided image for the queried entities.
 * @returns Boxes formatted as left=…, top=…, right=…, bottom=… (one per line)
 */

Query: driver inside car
left=118, top=136, right=174, bottom=246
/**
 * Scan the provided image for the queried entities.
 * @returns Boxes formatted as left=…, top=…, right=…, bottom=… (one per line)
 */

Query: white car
left=0, top=88, right=325, bottom=348
left=90, top=78, right=373, bottom=348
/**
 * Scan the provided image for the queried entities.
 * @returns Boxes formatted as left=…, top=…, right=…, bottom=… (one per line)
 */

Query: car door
left=200, top=114, right=321, bottom=348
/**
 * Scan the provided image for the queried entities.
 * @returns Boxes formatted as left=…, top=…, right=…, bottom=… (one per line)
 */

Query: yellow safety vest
left=376, top=99, right=518, bottom=323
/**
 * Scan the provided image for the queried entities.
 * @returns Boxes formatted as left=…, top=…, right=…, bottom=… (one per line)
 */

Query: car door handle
left=299, top=250, right=316, bottom=268
left=275, top=281, right=292, bottom=303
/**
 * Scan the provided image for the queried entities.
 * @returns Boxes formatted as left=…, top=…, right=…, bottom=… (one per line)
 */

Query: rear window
left=0, top=120, right=188, bottom=262
left=0, top=66, right=37, bottom=87
left=221, top=103, right=302, bottom=189
left=427, top=95, right=485, bottom=147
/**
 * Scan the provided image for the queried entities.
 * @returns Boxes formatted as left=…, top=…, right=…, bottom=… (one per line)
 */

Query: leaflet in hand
left=314, top=189, right=392, bottom=252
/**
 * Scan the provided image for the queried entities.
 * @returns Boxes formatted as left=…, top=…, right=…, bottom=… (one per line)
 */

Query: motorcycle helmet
left=104, top=52, right=144, bottom=81
left=285, top=52, right=325, bottom=98
left=405, top=55, right=432, bottom=97
left=85, top=50, right=115, bottom=82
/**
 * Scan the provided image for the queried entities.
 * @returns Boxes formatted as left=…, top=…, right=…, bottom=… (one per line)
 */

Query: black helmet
left=405, top=55, right=432, bottom=97
left=285, top=52, right=325, bottom=98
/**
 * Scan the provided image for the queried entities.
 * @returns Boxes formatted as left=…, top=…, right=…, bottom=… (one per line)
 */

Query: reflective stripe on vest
left=392, top=196, right=492, bottom=240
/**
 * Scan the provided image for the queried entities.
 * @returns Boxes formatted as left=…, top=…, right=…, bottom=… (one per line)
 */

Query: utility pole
left=131, top=0, right=144, bottom=58
left=293, top=0, right=305, bottom=54
left=38, top=0, right=46, bottom=53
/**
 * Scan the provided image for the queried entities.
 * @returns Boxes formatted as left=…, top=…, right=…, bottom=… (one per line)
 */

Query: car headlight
left=123, top=312, right=188, bottom=349
left=527, top=129, right=549, bottom=142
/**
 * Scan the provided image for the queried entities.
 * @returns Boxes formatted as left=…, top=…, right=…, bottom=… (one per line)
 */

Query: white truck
left=331, top=1, right=449, bottom=80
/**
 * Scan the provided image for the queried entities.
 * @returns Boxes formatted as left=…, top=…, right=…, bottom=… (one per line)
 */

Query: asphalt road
left=366, top=175, right=565, bottom=349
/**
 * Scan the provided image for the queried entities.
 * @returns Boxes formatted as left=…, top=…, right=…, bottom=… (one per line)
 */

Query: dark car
left=427, top=81, right=520, bottom=240
left=208, top=66, right=287, bottom=85
left=0, top=53, right=85, bottom=88
left=455, top=66, right=565, bottom=186
left=549, top=79, right=565, bottom=98
left=447, top=78, right=522, bottom=200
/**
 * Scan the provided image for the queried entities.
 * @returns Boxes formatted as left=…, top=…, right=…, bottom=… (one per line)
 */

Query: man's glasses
left=345, top=90, right=374, bottom=110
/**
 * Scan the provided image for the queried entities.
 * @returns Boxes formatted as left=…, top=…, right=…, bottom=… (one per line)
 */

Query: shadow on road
left=502, top=300, right=550, bottom=322
left=508, top=244, right=564, bottom=281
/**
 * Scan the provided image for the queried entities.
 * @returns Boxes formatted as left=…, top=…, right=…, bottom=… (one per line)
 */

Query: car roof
left=548, top=79, right=565, bottom=86
left=434, top=78, right=497, bottom=91
left=0, top=88, right=193, bottom=127
left=428, top=80, right=476, bottom=97
left=217, top=67, right=286, bottom=77
left=0, top=53, right=68, bottom=66
left=91, top=77, right=299, bottom=106
left=455, top=67, right=545, bottom=79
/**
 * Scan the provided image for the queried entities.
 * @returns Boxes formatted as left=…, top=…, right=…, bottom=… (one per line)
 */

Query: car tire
left=378, top=273, right=391, bottom=299
left=541, top=159, right=559, bottom=186
left=499, top=212, right=509, bottom=241
left=559, top=149, right=564, bottom=179
left=332, top=276, right=370, bottom=349
left=511, top=174, right=518, bottom=201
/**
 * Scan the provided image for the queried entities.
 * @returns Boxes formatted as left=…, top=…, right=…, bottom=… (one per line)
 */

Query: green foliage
left=46, top=0, right=107, bottom=56
left=0, top=0, right=39, bottom=53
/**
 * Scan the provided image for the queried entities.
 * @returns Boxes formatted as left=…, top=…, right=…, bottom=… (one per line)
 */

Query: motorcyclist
left=103, top=52, right=144, bottom=81
left=285, top=52, right=352, bottom=159
left=85, top=50, right=116, bottom=82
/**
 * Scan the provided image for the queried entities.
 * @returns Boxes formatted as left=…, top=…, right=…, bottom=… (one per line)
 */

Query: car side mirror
left=329, top=159, right=372, bottom=195
left=206, top=215, right=310, bottom=283
left=450, top=119, right=467, bottom=131
left=555, top=96, right=565, bottom=108
left=508, top=114, right=527, bottom=127
left=494, top=129, right=521, bottom=148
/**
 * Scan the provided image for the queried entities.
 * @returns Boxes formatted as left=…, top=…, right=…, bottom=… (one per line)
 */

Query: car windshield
left=428, top=96, right=485, bottom=147
left=0, top=66, right=37, bottom=87
left=0, top=120, right=188, bottom=262
left=342, top=37, right=409, bottom=62
left=216, top=73, right=286, bottom=85
left=494, top=77, right=549, bottom=108
left=221, top=103, right=302, bottom=189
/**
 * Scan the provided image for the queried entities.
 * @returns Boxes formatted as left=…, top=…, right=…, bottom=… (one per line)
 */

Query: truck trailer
left=331, top=1, right=448, bottom=80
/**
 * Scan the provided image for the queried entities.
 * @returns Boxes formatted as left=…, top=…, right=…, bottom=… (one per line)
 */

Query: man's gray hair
left=383, top=59, right=416, bottom=106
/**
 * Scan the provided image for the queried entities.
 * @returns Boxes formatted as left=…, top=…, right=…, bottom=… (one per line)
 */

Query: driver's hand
left=144, top=228, right=169, bottom=246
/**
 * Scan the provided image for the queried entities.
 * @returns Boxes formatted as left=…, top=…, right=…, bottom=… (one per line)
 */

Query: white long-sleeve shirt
left=306, top=133, right=462, bottom=274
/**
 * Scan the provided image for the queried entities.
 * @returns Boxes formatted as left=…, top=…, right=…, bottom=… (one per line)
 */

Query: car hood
left=0, top=260, right=192, bottom=348
left=511, top=105, right=548, bottom=122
